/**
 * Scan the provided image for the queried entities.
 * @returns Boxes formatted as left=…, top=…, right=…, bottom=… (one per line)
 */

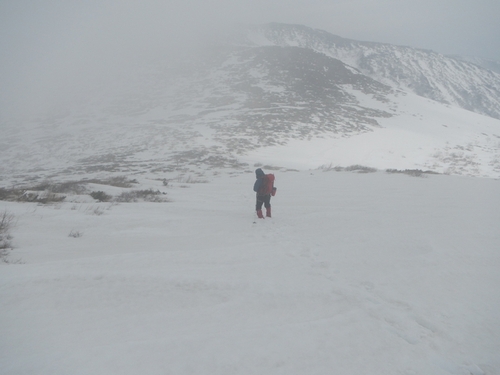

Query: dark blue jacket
left=253, top=168, right=265, bottom=193
left=253, top=178, right=264, bottom=193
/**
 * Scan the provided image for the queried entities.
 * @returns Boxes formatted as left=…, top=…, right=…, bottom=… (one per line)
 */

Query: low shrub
left=175, top=176, right=208, bottom=184
left=262, top=165, right=282, bottom=171
left=68, top=229, right=83, bottom=238
left=344, top=165, right=378, bottom=173
left=386, top=169, right=439, bottom=177
left=32, top=181, right=87, bottom=194
left=321, top=164, right=377, bottom=173
left=0, top=188, right=23, bottom=201
left=320, top=164, right=344, bottom=172
left=115, top=189, right=167, bottom=203
left=0, top=211, right=15, bottom=263
left=0, top=188, right=66, bottom=203
left=85, top=206, right=106, bottom=216
left=90, top=191, right=112, bottom=202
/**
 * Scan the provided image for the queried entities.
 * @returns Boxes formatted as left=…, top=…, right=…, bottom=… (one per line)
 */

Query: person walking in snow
left=253, top=168, right=276, bottom=219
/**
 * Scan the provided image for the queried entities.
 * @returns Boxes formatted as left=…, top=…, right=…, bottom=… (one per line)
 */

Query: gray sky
left=1, top=0, right=499, bottom=121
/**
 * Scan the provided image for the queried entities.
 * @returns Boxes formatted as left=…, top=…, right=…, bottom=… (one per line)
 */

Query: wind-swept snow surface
left=1, top=171, right=499, bottom=374
left=243, top=90, right=500, bottom=177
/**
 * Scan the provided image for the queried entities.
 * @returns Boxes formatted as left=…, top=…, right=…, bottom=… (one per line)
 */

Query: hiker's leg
left=264, top=195, right=271, bottom=217
left=263, top=195, right=271, bottom=209
left=256, top=195, right=265, bottom=218
left=256, top=196, right=264, bottom=211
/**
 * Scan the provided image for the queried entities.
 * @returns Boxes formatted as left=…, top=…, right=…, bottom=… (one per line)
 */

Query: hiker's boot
left=257, top=209, right=264, bottom=219
left=266, top=207, right=271, bottom=218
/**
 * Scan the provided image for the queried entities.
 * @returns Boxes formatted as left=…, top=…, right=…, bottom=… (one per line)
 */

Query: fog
left=1, top=0, right=499, bottom=123
left=0, top=1, right=233, bottom=122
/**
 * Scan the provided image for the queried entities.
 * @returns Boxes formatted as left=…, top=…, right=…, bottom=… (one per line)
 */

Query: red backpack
left=259, top=174, right=275, bottom=195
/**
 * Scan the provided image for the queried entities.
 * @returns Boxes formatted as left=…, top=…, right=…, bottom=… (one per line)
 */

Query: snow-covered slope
left=242, top=23, right=500, bottom=120
left=1, top=22, right=499, bottom=375
left=3, top=59, right=499, bottom=184
left=1, top=23, right=500, bottom=186
left=1, top=170, right=499, bottom=374
left=244, top=88, right=500, bottom=177
left=450, top=55, right=500, bottom=75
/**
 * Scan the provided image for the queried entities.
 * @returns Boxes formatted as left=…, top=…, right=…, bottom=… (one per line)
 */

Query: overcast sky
left=1, top=0, right=499, bottom=121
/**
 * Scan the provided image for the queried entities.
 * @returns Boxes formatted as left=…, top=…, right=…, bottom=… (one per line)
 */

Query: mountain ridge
left=1, top=22, right=500, bottom=185
left=240, top=23, right=500, bottom=120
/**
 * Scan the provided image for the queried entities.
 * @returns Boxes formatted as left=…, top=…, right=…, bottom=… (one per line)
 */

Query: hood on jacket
left=255, top=168, right=265, bottom=178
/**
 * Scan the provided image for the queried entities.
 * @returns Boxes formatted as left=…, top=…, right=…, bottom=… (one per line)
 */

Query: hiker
left=253, top=168, right=276, bottom=219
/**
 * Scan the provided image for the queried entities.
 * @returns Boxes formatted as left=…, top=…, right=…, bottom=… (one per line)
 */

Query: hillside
left=1, top=21, right=499, bottom=375
left=241, top=23, right=500, bottom=120
left=1, top=23, right=500, bottom=187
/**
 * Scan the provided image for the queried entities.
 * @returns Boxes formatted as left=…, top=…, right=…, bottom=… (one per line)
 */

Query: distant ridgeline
left=236, top=23, right=500, bottom=121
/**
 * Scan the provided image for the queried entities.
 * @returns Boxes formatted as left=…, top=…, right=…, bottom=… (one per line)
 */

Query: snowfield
left=242, top=90, right=500, bottom=177
left=1, top=170, right=499, bottom=375
left=1, top=18, right=499, bottom=375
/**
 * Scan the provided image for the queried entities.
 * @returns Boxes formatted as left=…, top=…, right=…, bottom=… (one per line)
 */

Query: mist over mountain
left=239, top=23, right=500, bottom=120
left=164, top=44, right=394, bottom=147
left=449, top=55, right=500, bottom=75
left=1, top=23, right=500, bottom=185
